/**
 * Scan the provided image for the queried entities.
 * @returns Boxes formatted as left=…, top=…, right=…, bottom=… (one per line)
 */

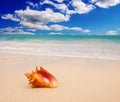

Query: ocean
left=0, top=34, right=120, bottom=60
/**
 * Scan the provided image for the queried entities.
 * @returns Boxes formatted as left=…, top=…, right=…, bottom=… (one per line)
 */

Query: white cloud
left=91, top=0, right=120, bottom=8
left=26, top=2, right=38, bottom=8
left=15, top=22, right=91, bottom=33
left=1, top=1, right=95, bottom=34
left=15, top=8, right=69, bottom=25
left=21, top=22, right=50, bottom=30
left=41, top=0, right=95, bottom=14
left=1, top=8, right=91, bottom=33
left=49, top=32, right=62, bottom=35
left=67, top=0, right=95, bottom=14
left=70, top=27, right=82, bottom=31
left=50, top=24, right=68, bottom=31
left=0, top=27, right=34, bottom=34
left=54, top=0, right=64, bottom=3
left=83, top=29, right=91, bottom=33
left=13, top=8, right=69, bottom=31
left=69, top=27, right=91, bottom=33
left=106, top=30, right=118, bottom=35
left=2, top=8, right=69, bottom=26
left=50, top=24, right=91, bottom=33
left=2, top=8, right=70, bottom=31
left=1, top=14, right=19, bottom=21
left=41, top=0, right=67, bottom=12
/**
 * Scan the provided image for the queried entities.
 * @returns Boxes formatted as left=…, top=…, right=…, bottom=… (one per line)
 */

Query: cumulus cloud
left=49, top=32, right=62, bottom=35
left=14, top=22, right=90, bottom=33
left=67, top=0, right=95, bottom=14
left=106, top=28, right=120, bottom=35
left=49, top=24, right=91, bottom=33
left=21, top=22, right=50, bottom=30
left=15, top=8, right=69, bottom=25
left=26, top=2, right=38, bottom=8
left=0, top=27, right=34, bottom=34
left=2, top=8, right=69, bottom=25
left=106, top=30, right=118, bottom=35
left=54, top=0, right=64, bottom=3
left=2, top=7, right=70, bottom=31
left=50, top=24, right=66, bottom=31
left=91, top=0, right=120, bottom=8
left=40, top=0, right=120, bottom=15
left=1, top=0, right=120, bottom=35
left=83, top=29, right=91, bottom=33
left=41, top=0, right=95, bottom=14
left=1, top=7, right=90, bottom=33
left=70, top=27, right=91, bottom=33
left=1, top=0, right=102, bottom=34
left=1, top=14, right=19, bottom=21
left=72, top=0, right=95, bottom=14
left=41, top=0, right=67, bottom=12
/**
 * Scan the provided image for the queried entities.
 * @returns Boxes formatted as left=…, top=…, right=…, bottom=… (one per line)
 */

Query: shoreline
left=0, top=52, right=120, bottom=61
left=0, top=53, right=120, bottom=102
left=0, top=37, right=120, bottom=61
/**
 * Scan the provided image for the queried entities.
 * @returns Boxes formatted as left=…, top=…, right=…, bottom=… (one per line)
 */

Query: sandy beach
left=0, top=53, right=120, bottom=102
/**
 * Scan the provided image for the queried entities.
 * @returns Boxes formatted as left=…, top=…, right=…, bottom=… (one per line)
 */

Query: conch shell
left=25, top=66, right=58, bottom=88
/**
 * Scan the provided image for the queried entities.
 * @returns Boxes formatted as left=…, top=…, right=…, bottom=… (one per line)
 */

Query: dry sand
left=0, top=53, right=120, bottom=102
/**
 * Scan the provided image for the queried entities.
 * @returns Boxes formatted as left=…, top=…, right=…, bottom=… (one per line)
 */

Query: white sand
left=0, top=53, right=120, bottom=102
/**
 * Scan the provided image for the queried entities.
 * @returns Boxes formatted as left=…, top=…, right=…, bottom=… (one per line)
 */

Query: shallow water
left=0, top=34, right=120, bottom=60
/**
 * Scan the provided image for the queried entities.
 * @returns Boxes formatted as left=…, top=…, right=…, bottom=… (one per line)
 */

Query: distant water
left=0, top=34, right=120, bottom=60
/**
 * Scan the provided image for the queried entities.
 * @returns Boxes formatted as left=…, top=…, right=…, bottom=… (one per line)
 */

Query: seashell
left=25, top=66, right=58, bottom=88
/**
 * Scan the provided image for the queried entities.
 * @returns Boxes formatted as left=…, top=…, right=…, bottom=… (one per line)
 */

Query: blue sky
left=0, top=0, right=120, bottom=35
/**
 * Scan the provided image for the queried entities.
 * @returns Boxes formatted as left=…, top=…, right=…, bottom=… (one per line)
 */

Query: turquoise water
left=0, top=34, right=120, bottom=42
left=0, top=34, right=120, bottom=60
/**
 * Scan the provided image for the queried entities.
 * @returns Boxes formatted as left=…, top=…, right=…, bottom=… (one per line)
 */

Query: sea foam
left=0, top=34, right=120, bottom=60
